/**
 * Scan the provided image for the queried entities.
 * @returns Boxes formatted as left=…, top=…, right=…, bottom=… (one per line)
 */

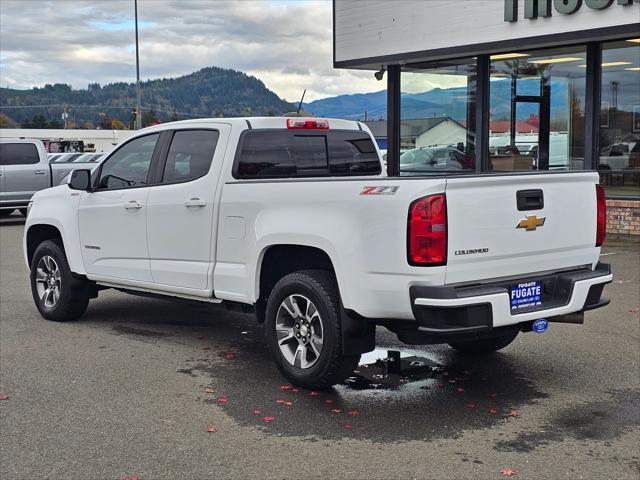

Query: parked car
left=50, top=153, right=85, bottom=163
left=0, top=138, right=97, bottom=216
left=400, top=146, right=473, bottom=173
left=23, top=117, right=612, bottom=388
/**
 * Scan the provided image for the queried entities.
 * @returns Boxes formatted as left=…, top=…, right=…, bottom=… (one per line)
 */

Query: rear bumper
left=410, top=262, right=612, bottom=335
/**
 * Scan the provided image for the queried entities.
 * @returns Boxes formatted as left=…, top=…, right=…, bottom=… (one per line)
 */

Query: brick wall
left=607, top=199, right=640, bottom=236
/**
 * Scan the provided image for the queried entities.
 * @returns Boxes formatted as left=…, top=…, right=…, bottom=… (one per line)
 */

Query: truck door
left=0, top=142, right=50, bottom=205
left=146, top=126, right=229, bottom=291
left=78, top=133, right=161, bottom=282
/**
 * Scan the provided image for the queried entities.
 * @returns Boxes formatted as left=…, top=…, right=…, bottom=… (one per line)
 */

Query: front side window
left=399, top=58, right=478, bottom=175
left=162, top=130, right=219, bottom=183
left=97, top=133, right=159, bottom=189
left=489, top=45, right=586, bottom=172
left=598, top=39, right=640, bottom=198
left=0, top=143, right=40, bottom=166
left=235, top=130, right=380, bottom=179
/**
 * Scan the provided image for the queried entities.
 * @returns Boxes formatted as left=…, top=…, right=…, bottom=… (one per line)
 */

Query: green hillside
left=0, top=66, right=295, bottom=128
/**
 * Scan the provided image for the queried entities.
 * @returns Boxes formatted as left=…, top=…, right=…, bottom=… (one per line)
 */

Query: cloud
left=0, top=0, right=382, bottom=102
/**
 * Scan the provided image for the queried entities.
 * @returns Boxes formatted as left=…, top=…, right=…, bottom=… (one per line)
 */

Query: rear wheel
left=265, top=270, right=360, bottom=389
left=30, top=240, right=89, bottom=321
left=448, top=330, right=518, bottom=355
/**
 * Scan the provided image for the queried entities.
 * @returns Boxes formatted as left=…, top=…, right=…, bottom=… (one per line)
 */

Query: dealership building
left=334, top=0, right=640, bottom=235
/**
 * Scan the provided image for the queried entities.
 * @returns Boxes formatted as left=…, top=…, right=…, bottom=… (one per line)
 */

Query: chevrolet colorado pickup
left=23, top=117, right=612, bottom=388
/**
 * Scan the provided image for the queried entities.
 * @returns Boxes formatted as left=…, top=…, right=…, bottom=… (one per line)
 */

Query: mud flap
left=341, top=308, right=376, bottom=355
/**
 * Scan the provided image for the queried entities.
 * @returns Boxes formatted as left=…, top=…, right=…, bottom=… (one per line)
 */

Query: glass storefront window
left=489, top=46, right=586, bottom=172
left=399, top=58, right=477, bottom=175
left=598, top=39, right=640, bottom=198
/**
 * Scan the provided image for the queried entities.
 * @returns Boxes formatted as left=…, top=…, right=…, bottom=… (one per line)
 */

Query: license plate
left=510, top=281, right=543, bottom=310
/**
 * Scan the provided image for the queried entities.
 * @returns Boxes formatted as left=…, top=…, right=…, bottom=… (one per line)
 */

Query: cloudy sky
left=0, top=0, right=391, bottom=102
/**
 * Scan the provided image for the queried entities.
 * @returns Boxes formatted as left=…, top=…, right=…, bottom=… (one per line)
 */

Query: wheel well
left=256, top=245, right=335, bottom=323
left=26, top=224, right=63, bottom=266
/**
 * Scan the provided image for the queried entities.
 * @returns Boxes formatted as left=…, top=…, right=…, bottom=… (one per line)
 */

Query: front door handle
left=34, top=170, right=46, bottom=175
left=124, top=200, right=142, bottom=210
left=185, top=198, right=206, bottom=208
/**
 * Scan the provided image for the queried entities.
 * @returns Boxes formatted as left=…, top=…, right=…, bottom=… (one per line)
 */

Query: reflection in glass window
left=489, top=45, right=586, bottom=172
left=399, top=58, right=477, bottom=175
left=598, top=39, right=640, bottom=198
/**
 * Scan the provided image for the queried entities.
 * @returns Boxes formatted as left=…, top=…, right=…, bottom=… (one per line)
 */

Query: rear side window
left=235, top=130, right=381, bottom=179
left=0, top=143, right=40, bottom=166
left=162, top=130, right=219, bottom=183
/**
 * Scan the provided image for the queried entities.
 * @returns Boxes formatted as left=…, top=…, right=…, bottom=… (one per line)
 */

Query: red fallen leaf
left=217, top=397, right=228, bottom=404
left=488, top=408, right=498, bottom=414
left=346, top=409, right=359, bottom=417
left=196, top=336, right=206, bottom=340
left=253, top=408, right=262, bottom=415
left=205, top=388, right=215, bottom=394
left=629, top=308, right=639, bottom=314
left=324, top=399, right=334, bottom=404
left=263, top=416, right=275, bottom=422
left=223, top=352, right=236, bottom=360
left=331, top=409, right=342, bottom=413
left=279, top=385, right=291, bottom=391
left=456, top=387, right=465, bottom=393
left=344, top=423, right=353, bottom=430
left=500, top=467, right=517, bottom=477
left=202, top=347, right=210, bottom=351
left=309, top=391, right=319, bottom=397
left=276, top=399, right=286, bottom=404
left=465, top=402, right=477, bottom=409
left=206, top=426, right=217, bottom=433
left=508, top=410, right=520, bottom=417
left=0, top=395, right=8, bottom=401
left=125, top=477, right=140, bottom=480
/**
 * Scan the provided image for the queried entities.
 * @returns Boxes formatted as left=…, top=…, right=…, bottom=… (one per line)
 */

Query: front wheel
left=448, top=330, right=518, bottom=355
left=30, top=240, right=89, bottom=321
left=265, top=270, right=360, bottom=389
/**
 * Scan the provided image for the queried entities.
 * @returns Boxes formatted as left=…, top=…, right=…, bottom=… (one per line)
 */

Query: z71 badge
left=360, top=186, right=399, bottom=195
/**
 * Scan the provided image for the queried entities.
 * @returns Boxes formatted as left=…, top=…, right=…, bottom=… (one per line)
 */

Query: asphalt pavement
left=1, top=213, right=639, bottom=479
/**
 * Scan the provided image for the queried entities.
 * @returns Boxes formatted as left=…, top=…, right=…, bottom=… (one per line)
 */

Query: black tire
left=265, top=270, right=360, bottom=389
left=30, top=240, right=89, bottom=321
left=0, top=210, right=14, bottom=217
left=19, top=208, right=28, bottom=217
left=448, top=330, right=518, bottom=355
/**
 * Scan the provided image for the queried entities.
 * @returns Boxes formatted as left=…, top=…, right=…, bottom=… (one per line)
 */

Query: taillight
left=596, top=184, right=606, bottom=247
left=408, top=194, right=447, bottom=266
left=286, top=118, right=329, bottom=130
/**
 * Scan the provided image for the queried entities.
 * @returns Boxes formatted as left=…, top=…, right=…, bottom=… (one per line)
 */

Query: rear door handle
left=185, top=198, right=206, bottom=208
left=517, top=189, right=544, bottom=211
left=124, top=200, right=142, bottom=210
left=34, top=170, right=46, bottom=175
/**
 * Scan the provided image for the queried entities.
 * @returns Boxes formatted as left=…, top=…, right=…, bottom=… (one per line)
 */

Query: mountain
left=0, top=66, right=295, bottom=128
left=304, top=79, right=571, bottom=122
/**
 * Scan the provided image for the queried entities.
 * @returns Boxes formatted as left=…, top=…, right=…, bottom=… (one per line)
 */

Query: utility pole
left=134, top=0, right=142, bottom=130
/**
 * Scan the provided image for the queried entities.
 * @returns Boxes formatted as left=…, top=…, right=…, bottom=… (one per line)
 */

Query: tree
left=22, top=114, right=48, bottom=129
left=0, top=113, right=17, bottom=128
left=142, top=109, right=160, bottom=127
left=48, top=119, right=63, bottom=129
left=111, top=119, right=127, bottom=130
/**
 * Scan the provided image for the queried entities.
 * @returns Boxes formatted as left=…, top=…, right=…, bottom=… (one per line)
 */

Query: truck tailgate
left=444, top=172, right=600, bottom=284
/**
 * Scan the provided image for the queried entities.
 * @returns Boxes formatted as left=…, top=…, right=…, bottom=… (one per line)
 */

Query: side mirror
left=69, top=169, right=92, bottom=191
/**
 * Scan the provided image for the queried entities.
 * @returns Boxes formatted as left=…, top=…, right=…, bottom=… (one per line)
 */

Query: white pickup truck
left=23, top=117, right=612, bottom=388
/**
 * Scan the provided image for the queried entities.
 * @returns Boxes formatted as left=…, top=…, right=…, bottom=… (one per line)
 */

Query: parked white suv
left=24, top=117, right=612, bottom=388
